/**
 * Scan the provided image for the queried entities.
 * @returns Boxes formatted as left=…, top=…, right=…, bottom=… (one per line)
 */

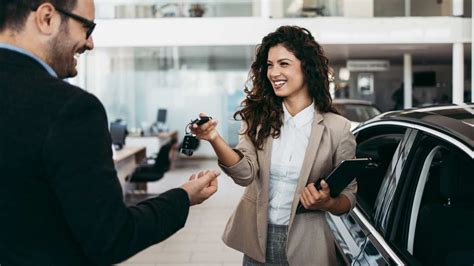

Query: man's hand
left=180, top=170, right=219, bottom=205
left=299, top=180, right=335, bottom=212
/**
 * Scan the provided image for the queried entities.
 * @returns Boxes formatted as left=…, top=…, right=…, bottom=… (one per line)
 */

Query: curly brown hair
left=234, top=25, right=337, bottom=149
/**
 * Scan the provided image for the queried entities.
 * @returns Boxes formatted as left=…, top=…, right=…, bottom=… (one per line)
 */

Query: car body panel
left=326, top=104, right=474, bottom=266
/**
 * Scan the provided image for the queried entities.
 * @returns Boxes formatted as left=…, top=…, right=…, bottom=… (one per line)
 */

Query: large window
left=94, top=0, right=470, bottom=19
left=80, top=46, right=252, bottom=156
left=95, top=0, right=345, bottom=19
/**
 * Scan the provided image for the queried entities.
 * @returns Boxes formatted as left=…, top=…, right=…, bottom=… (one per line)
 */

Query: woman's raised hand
left=190, top=113, right=219, bottom=142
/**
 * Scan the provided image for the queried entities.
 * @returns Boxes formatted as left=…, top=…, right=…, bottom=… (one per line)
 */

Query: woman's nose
left=268, top=67, right=281, bottom=78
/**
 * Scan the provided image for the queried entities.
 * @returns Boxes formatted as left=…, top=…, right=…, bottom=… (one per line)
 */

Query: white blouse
left=268, top=102, right=315, bottom=225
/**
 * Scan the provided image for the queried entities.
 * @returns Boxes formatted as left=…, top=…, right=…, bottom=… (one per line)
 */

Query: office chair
left=126, top=141, right=173, bottom=184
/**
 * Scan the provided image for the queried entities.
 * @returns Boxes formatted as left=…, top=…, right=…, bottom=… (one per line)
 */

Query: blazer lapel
left=289, top=111, right=325, bottom=226
left=256, top=135, right=272, bottom=251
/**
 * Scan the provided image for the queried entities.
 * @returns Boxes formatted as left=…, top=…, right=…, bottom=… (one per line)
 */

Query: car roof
left=333, top=99, right=376, bottom=106
left=366, top=104, right=474, bottom=149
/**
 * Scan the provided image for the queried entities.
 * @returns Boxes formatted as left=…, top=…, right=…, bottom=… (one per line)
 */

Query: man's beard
left=46, top=24, right=77, bottom=79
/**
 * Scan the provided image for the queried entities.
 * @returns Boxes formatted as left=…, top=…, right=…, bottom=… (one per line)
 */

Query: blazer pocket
left=222, top=196, right=263, bottom=262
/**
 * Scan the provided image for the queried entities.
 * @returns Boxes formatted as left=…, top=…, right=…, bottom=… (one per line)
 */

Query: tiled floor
left=119, top=159, right=245, bottom=266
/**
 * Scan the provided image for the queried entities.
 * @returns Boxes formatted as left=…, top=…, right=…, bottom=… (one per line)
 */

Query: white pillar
left=252, top=0, right=260, bottom=17
left=452, top=43, right=464, bottom=104
left=261, top=0, right=271, bottom=18
left=405, top=0, right=410, bottom=16
left=172, top=46, right=179, bottom=70
left=271, top=0, right=284, bottom=18
left=403, top=54, right=413, bottom=109
left=452, top=0, right=464, bottom=16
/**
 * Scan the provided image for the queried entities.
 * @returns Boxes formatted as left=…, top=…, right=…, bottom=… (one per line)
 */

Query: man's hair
left=0, top=0, right=77, bottom=32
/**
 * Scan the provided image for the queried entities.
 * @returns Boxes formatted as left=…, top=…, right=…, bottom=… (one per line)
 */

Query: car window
left=386, top=133, right=474, bottom=265
left=355, top=133, right=404, bottom=221
left=374, top=129, right=418, bottom=233
left=411, top=147, right=474, bottom=265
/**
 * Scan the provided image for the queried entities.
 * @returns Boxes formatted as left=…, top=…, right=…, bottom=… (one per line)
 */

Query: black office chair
left=126, top=141, right=173, bottom=183
left=414, top=153, right=474, bottom=266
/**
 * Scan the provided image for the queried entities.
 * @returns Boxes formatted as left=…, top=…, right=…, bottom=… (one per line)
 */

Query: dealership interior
left=64, top=0, right=473, bottom=265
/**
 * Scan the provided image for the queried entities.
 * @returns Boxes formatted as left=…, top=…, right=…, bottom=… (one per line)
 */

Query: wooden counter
left=113, top=146, right=146, bottom=192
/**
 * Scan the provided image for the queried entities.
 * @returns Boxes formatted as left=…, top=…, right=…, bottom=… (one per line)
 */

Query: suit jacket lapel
left=289, top=111, right=325, bottom=227
left=256, top=135, right=272, bottom=251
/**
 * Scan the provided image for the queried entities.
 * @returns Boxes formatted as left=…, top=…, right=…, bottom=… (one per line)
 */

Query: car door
left=327, top=125, right=416, bottom=265
left=386, top=132, right=474, bottom=265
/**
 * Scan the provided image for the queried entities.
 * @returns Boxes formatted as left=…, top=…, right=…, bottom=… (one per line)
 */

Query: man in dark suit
left=0, top=1, right=219, bottom=265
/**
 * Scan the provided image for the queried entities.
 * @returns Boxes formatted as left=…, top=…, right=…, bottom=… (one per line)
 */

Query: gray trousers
left=243, top=224, right=289, bottom=266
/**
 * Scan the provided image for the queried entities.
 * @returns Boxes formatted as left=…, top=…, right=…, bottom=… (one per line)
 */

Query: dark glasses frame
left=31, top=5, right=96, bottom=39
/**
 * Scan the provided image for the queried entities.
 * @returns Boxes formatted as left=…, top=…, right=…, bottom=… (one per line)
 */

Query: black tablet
left=315, top=158, right=373, bottom=198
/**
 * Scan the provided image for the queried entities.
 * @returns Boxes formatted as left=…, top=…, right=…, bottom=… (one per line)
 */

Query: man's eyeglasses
left=31, top=5, right=96, bottom=39
left=54, top=6, right=96, bottom=39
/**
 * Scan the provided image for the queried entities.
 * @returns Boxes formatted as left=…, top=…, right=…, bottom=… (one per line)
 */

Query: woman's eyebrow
left=267, top=58, right=293, bottom=63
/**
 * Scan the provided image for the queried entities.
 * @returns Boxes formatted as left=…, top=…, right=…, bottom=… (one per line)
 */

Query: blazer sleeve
left=218, top=121, right=259, bottom=186
left=42, top=91, right=190, bottom=264
left=333, top=119, right=358, bottom=211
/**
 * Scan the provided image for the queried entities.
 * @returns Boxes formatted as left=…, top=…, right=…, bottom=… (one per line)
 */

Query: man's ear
left=34, top=3, right=62, bottom=36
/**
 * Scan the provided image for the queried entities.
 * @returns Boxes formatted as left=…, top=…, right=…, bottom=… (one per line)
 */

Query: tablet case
left=296, top=158, right=374, bottom=214
left=315, top=158, right=373, bottom=198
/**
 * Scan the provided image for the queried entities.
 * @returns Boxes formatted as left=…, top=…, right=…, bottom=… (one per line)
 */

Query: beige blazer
left=219, top=110, right=357, bottom=266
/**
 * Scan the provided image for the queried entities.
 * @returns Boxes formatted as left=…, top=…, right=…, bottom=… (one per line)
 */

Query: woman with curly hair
left=192, top=25, right=357, bottom=265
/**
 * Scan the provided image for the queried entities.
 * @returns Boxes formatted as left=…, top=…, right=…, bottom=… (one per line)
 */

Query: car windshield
left=335, top=104, right=381, bottom=122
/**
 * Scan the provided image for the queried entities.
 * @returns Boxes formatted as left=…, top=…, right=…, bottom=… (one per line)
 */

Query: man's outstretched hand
left=180, top=170, right=220, bottom=205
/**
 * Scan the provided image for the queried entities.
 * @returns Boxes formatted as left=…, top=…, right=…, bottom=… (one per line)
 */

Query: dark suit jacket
left=0, top=48, right=189, bottom=266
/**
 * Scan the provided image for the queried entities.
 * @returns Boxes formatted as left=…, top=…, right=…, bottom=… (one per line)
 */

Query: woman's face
left=266, top=44, right=308, bottom=100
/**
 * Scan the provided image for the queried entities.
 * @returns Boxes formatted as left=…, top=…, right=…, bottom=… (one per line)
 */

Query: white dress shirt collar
left=282, top=101, right=315, bottom=128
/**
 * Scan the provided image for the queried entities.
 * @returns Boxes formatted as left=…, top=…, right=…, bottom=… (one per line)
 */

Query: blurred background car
left=326, top=104, right=474, bottom=266
left=333, top=99, right=381, bottom=129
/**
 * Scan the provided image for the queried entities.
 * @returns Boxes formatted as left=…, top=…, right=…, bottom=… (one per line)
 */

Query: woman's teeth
left=274, top=81, right=286, bottom=88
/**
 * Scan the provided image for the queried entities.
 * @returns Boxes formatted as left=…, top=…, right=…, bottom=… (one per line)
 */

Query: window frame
left=354, top=126, right=406, bottom=221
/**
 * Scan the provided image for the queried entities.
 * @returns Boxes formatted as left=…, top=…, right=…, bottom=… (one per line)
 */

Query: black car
left=332, top=99, right=382, bottom=130
left=327, top=104, right=474, bottom=265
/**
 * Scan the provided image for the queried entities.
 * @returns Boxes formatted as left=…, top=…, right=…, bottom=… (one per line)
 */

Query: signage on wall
left=347, top=60, right=390, bottom=71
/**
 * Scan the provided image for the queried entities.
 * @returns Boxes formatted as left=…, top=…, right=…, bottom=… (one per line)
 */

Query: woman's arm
left=208, top=133, right=242, bottom=167
left=300, top=181, right=352, bottom=215
left=191, top=115, right=260, bottom=186
left=191, top=116, right=241, bottom=167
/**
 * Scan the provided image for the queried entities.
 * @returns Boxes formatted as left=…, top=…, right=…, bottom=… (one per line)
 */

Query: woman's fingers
left=300, top=192, right=308, bottom=208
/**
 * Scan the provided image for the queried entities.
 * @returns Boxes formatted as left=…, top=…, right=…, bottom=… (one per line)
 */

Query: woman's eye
left=280, top=62, right=289, bottom=67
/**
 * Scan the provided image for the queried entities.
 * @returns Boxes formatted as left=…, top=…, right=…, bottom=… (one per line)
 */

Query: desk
left=126, top=130, right=178, bottom=157
left=113, top=146, right=146, bottom=191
